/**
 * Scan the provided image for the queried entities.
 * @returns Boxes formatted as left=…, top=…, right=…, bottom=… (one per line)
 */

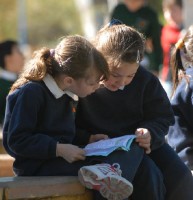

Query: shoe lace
left=112, top=163, right=122, bottom=176
left=96, top=163, right=122, bottom=176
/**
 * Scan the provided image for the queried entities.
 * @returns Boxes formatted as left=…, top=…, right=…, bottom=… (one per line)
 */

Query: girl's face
left=68, top=68, right=101, bottom=97
left=5, top=45, right=24, bottom=73
left=164, top=5, right=183, bottom=27
left=124, top=0, right=145, bottom=12
left=104, top=62, right=139, bottom=91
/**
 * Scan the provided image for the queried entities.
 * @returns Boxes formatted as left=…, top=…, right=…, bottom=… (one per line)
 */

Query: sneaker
left=78, top=163, right=133, bottom=200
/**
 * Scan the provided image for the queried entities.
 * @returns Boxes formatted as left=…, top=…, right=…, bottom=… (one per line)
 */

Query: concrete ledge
left=0, top=133, right=6, bottom=154
left=0, top=176, right=93, bottom=200
left=0, top=154, right=14, bottom=177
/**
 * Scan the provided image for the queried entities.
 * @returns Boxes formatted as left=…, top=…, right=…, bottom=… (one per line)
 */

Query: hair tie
left=58, top=57, right=72, bottom=68
left=175, top=39, right=184, bottom=49
left=50, top=49, right=55, bottom=57
left=109, top=18, right=123, bottom=27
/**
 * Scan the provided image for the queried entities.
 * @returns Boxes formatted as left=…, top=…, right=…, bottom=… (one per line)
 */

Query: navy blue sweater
left=168, top=67, right=193, bottom=170
left=75, top=67, right=174, bottom=150
left=3, top=81, right=75, bottom=175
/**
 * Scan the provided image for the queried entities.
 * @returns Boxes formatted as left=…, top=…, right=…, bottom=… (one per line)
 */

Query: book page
left=84, top=135, right=136, bottom=156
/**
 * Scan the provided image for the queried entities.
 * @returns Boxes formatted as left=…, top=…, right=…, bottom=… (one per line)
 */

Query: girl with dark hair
left=75, top=21, right=193, bottom=200
left=0, top=40, right=24, bottom=125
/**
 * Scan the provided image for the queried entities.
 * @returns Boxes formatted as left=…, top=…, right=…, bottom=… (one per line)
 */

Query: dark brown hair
left=10, top=35, right=109, bottom=93
left=93, top=24, right=145, bottom=70
left=0, top=40, right=18, bottom=69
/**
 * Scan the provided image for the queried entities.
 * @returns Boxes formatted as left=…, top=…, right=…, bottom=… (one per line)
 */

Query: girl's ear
left=63, top=76, right=74, bottom=86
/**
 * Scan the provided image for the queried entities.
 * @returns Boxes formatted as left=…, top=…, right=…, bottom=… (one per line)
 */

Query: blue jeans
left=149, top=143, right=193, bottom=200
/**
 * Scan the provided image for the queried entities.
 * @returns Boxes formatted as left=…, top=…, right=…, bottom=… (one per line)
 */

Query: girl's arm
left=139, top=75, right=174, bottom=150
left=5, top=84, right=57, bottom=159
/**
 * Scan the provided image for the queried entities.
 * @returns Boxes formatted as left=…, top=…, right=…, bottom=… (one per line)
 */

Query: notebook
left=84, top=135, right=136, bottom=156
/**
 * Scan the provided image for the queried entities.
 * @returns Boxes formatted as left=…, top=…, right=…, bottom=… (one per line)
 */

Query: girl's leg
left=34, top=157, right=88, bottom=176
left=104, top=143, right=165, bottom=200
left=104, top=142, right=144, bottom=181
left=149, top=143, right=193, bottom=200
left=81, top=142, right=144, bottom=200
left=34, top=158, right=106, bottom=200
left=132, top=155, right=166, bottom=200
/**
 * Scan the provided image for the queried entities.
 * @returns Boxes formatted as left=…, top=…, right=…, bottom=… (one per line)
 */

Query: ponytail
left=171, top=46, right=184, bottom=97
left=10, top=48, right=55, bottom=93
left=171, top=24, right=193, bottom=97
left=10, top=35, right=109, bottom=93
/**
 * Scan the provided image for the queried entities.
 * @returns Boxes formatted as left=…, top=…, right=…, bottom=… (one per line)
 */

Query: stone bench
left=0, top=154, right=14, bottom=177
left=0, top=133, right=6, bottom=154
left=0, top=133, right=93, bottom=199
left=0, top=152, right=93, bottom=199
left=0, top=132, right=15, bottom=177
left=0, top=176, right=93, bottom=200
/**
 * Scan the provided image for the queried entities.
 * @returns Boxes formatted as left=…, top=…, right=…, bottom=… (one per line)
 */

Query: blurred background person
left=0, top=40, right=24, bottom=126
left=160, top=0, right=183, bottom=97
left=111, top=0, right=162, bottom=76
left=167, top=25, right=193, bottom=171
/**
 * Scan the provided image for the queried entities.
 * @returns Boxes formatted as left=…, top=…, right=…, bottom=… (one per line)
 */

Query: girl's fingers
left=145, top=148, right=151, bottom=154
left=139, top=142, right=150, bottom=148
left=136, top=138, right=150, bottom=143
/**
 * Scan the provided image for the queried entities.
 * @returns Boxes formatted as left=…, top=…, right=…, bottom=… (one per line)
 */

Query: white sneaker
left=78, top=163, right=133, bottom=200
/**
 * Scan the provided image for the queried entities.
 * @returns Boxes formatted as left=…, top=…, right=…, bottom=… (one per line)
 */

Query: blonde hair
left=10, top=35, right=109, bottom=93
left=93, top=24, right=145, bottom=70
left=171, top=25, right=193, bottom=97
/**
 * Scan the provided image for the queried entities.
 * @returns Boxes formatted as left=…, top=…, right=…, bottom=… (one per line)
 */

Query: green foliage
left=148, top=0, right=165, bottom=25
left=0, top=0, right=17, bottom=40
left=27, top=0, right=83, bottom=47
left=0, top=0, right=82, bottom=48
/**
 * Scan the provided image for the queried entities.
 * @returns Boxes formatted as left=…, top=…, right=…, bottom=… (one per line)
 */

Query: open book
left=84, top=135, right=136, bottom=156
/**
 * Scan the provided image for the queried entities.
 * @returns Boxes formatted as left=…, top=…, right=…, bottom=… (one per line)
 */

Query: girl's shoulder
left=18, top=81, right=45, bottom=93
left=137, top=66, right=157, bottom=81
left=9, top=81, right=47, bottom=101
left=135, top=67, right=163, bottom=92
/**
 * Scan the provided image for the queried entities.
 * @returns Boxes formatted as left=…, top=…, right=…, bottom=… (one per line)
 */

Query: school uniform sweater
left=3, top=80, right=76, bottom=175
left=168, top=67, right=193, bottom=170
left=111, top=4, right=162, bottom=72
left=75, top=67, right=174, bottom=150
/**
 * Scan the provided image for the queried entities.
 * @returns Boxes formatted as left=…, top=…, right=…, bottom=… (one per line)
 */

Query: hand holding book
left=84, top=135, right=136, bottom=156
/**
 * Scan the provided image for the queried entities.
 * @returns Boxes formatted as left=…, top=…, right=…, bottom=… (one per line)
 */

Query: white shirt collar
left=100, top=82, right=125, bottom=91
left=119, top=86, right=125, bottom=90
left=0, top=68, right=17, bottom=81
left=43, top=74, right=78, bottom=101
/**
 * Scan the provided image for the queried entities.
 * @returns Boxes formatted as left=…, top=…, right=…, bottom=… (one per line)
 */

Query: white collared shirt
left=0, top=68, right=17, bottom=81
left=43, top=74, right=78, bottom=101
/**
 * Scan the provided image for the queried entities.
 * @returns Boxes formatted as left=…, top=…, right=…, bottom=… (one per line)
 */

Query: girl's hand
left=89, top=134, right=109, bottom=143
left=56, top=143, right=86, bottom=163
left=135, top=128, right=151, bottom=154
